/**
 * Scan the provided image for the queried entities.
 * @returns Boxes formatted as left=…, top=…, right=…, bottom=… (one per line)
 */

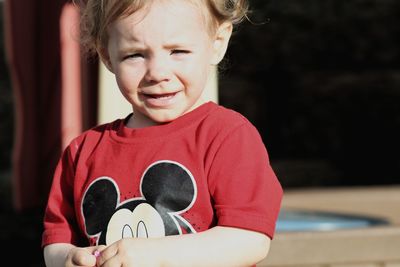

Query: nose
left=144, top=56, right=171, bottom=84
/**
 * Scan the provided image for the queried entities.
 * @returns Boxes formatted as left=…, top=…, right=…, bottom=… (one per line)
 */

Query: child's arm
left=44, top=243, right=102, bottom=267
left=96, top=226, right=270, bottom=267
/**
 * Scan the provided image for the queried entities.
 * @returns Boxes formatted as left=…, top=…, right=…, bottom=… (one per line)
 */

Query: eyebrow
left=118, top=40, right=196, bottom=52
left=163, top=42, right=195, bottom=49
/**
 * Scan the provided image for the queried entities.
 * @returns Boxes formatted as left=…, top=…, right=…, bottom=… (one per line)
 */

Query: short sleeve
left=207, top=122, right=283, bottom=239
left=41, top=144, right=83, bottom=247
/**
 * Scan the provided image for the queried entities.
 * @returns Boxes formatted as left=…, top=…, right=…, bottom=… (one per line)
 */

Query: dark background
left=1, top=0, right=400, bottom=266
left=219, top=0, right=400, bottom=188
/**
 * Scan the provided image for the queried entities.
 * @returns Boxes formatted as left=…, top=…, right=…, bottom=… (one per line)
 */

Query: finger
left=96, top=244, right=118, bottom=266
left=95, top=245, right=107, bottom=254
left=71, top=248, right=97, bottom=266
left=87, top=245, right=107, bottom=258
left=97, top=253, right=122, bottom=267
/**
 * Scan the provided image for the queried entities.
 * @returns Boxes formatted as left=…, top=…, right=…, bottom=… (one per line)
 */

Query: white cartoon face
left=105, top=203, right=165, bottom=244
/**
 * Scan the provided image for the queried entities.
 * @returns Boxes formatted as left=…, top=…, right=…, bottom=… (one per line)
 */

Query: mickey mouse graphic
left=81, top=160, right=197, bottom=245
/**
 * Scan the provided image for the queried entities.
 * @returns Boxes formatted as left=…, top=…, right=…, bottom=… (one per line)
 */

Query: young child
left=42, top=0, right=283, bottom=266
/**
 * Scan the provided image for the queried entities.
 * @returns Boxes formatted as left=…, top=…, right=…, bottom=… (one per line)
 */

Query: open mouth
left=141, top=91, right=180, bottom=107
left=143, top=92, right=177, bottom=99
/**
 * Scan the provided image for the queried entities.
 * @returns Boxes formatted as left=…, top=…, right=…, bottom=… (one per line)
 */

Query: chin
left=149, top=113, right=180, bottom=124
left=147, top=107, right=188, bottom=124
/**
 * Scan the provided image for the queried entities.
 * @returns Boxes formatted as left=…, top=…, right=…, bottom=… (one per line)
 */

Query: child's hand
left=65, top=245, right=106, bottom=267
left=95, top=238, right=161, bottom=267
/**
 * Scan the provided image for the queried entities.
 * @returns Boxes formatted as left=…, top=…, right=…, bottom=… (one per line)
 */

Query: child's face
left=104, top=0, right=230, bottom=124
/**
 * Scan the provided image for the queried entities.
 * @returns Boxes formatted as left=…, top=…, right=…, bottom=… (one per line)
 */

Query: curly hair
left=76, top=0, right=249, bottom=56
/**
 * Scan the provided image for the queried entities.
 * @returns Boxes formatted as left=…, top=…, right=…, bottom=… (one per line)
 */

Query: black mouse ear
left=82, top=177, right=119, bottom=235
left=141, top=161, right=196, bottom=213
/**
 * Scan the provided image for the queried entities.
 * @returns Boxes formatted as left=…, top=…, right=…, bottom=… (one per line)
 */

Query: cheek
left=179, top=57, right=210, bottom=84
left=115, top=67, right=142, bottom=91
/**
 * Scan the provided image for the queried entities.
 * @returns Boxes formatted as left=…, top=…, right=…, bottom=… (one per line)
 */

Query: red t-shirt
left=42, top=102, right=283, bottom=247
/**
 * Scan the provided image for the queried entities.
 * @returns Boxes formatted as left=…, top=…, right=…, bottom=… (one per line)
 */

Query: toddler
left=42, top=0, right=283, bottom=266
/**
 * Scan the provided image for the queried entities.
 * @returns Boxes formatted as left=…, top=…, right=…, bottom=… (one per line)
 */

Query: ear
left=141, top=161, right=196, bottom=212
left=210, top=22, right=233, bottom=65
left=82, top=177, right=119, bottom=235
left=98, top=47, right=114, bottom=73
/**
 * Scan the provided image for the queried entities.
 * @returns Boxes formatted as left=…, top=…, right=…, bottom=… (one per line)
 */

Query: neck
left=126, top=111, right=159, bottom=129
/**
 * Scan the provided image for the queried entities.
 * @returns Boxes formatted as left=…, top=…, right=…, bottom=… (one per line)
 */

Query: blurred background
left=1, top=0, right=399, bottom=266
left=220, top=0, right=400, bottom=188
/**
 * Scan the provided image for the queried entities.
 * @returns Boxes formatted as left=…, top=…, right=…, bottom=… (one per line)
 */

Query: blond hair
left=77, top=0, right=249, bottom=56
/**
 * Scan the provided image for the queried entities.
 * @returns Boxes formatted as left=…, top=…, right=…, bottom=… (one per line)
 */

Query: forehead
left=109, top=0, right=210, bottom=43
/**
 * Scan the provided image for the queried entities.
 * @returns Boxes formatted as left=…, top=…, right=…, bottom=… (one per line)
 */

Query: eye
left=105, top=204, right=165, bottom=245
left=106, top=208, right=134, bottom=245
left=171, top=49, right=190, bottom=55
left=124, top=53, right=143, bottom=60
left=132, top=203, right=165, bottom=238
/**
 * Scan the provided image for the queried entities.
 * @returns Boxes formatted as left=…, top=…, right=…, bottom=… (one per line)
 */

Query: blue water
left=276, top=209, right=387, bottom=232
